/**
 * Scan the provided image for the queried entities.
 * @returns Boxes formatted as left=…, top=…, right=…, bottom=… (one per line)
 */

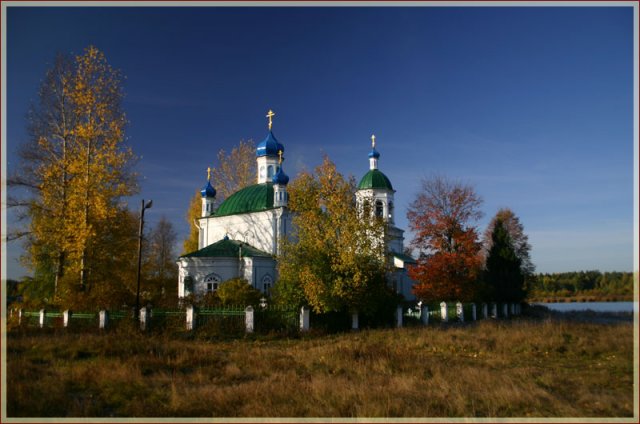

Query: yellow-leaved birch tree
left=9, top=46, right=138, bottom=308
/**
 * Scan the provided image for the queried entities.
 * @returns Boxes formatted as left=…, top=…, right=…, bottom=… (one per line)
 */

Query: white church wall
left=177, top=256, right=278, bottom=298
left=390, top=269, right=416, bottom=301
left=356, top=189, right=395, bottom=222
left=387, top=226, right=405, bottom=254
left=178, top=257, right=242, bottom=298
left=252, top=257, right=277, bottom=293
left=200, top=209, right=290, bottom=255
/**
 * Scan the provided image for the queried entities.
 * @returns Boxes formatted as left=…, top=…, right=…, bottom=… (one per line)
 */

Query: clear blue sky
left=3, top=4, right=636, bottom=279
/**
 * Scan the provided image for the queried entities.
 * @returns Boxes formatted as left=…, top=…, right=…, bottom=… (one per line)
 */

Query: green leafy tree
left=216, top=278, right=262, bottom=307
left=275, top=156, right=391, bottom=315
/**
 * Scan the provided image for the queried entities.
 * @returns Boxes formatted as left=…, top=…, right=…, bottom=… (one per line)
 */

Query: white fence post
left=63, top=310, right=71, bottom=328
left=140, top=307, right=149, bottom=331
left=351, top=311, right=359, bottom=330
left=186, top=305, right=195, bottom=331
left=491, top=303, right=498, bottom=319
left=456, top=302, right=464, bottom=322
left=39, top=309, right=45, bottom=328
left=421, top=305, right=429, bottom=325
left=300, top=306, right=310, bottom=332
left=396, top=306, right=403, bottom=328
left=18, top=309, right=23, bottom=326
left=440, top=302, right=448, bottom=323
left=502, top=303, right=509, bottom=318
left=471, top=303, right=477, bottom=321
left=99, top=310, right=109, bottom=329
left=245, top=306, right=254, bottom=333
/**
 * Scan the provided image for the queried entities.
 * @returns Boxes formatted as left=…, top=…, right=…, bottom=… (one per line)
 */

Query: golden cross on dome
left=278, top=150, right=283, bottom=164
left=266, top=109, right=275, bottom=131
left=207, top=166, right=211, bottom=181
left=371, top=134, right=376, bottom=149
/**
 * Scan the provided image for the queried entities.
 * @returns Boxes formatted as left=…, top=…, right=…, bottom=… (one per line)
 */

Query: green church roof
left=357, top=169, right=394, bottom=191
left=180, top=238, right=272, bottom=259
left=213, top=183, right=275, bottom=217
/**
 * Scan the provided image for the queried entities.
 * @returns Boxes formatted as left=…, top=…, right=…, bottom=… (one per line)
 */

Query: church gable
left=181, top=237, right=272, bottom=259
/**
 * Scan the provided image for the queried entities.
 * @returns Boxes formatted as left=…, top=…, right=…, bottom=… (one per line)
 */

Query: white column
left=421, top=305, right=429, bottom=325
left=99, top=310, right=109, bottom=329
left=510, top=303, right=516, bottom=315
left=186, top=305, right=195, bottom=331
left=39, top=309, right=45, bottom=328
left=502, top=303, right=509, bottom=318
left=245, top=306, right=254, bottom=333
left=471, top=303, right=477, bottom=321
left=396, top=306, right=403, bottom=328
left=482, top=303, right=488, bottom=319
left=440, top=302, right=448, bottom=323
left=351, top=311, right=359, bottom=330
left=300, top=306, right=310, bottom=332
left=140, top=307, right=149, bottom=331
left=491, top=303, right=498, bottom=319
left=456, top=302, right=464, bottom=322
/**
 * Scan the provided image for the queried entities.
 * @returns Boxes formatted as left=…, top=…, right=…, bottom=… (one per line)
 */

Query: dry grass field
left=5, top=310, right=636, bottom=418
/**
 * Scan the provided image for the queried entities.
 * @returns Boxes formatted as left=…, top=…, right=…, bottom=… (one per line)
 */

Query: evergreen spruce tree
left=484, top=219, right=525, bottom=302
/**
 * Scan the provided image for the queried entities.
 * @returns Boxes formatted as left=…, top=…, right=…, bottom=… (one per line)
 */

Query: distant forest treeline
left=527, top=271, right=635, bottom=301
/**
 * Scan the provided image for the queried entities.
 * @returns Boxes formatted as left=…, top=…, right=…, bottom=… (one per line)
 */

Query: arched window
left=267, top=165, right=274, bottom=178
left=204, top=273, right=222, bottom=293
left=375, top=200, right=384, bottom=218
left=259, top=166, right=266, bottom=179
left=262, top=274, right=273, bottom=295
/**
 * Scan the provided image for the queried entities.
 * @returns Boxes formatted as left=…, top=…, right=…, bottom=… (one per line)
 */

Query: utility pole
left=135, top=199, right=153, bottom=318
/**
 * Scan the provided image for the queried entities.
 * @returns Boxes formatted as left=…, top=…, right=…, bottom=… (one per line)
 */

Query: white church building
left=176, top=112, right=416, bottom=300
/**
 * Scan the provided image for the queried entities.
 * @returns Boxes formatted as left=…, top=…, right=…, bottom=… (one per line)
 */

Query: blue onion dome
left=368, top=148, right=380, bottom=159
left=256, top=131, right=285, bottom=157
left=272, top=166, right=289, bottom=186
left=201, top=180, right=216, bottom=198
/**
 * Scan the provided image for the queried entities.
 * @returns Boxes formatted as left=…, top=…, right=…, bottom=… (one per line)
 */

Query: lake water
left=534, top=301, right=637, bottom=313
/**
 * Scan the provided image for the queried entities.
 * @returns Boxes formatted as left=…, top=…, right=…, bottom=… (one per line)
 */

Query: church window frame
left=375, top=200, right=384, bottom=218
left=262, top=274, right=273, bottom=295
left=267, top=165, right=274, bottom=178
left=204, top=273, right=222, bottom=293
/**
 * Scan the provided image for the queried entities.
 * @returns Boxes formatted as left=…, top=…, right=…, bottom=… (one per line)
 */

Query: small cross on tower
left=278, top=149, right=283, bottom=164
left=266, top=109, right=275, bottom=131
left=371, top=134, right=376, bottom=149
left=207, top=166, right=211, bottom=181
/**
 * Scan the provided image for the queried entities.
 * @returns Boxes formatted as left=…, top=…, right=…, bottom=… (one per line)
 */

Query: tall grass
left=5, top=313, right=634, bottom=418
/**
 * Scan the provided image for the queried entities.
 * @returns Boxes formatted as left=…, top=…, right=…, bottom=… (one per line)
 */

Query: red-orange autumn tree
left=407, top=176, right=484, bottom=302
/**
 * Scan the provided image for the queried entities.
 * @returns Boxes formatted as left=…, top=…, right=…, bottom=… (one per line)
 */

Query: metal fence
left=10, top=301, right=523, bottom=335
